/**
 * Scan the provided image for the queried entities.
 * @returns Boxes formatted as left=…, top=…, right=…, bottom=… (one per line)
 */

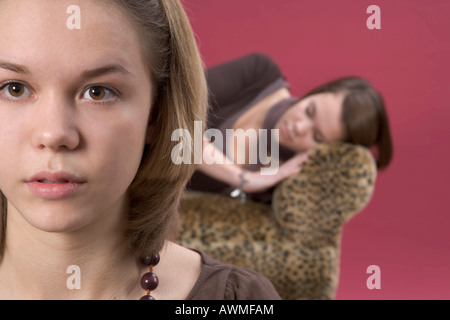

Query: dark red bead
left=140, top=272, right=158, bottom=291
left=140, top=295, right=155, bottom=300
left=141, top=254, right=160, bottom=267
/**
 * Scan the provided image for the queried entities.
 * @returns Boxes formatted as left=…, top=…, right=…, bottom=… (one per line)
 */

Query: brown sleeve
left=223, top=266, right=282, bottom=300
left=187, top=250, right=281, bottom=300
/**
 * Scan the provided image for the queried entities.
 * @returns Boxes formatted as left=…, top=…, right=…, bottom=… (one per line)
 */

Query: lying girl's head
left=276, top=76, right=393, bottom=169
left=305, top=77, right=393, bottom=169
left=0, top=0, right=207, bottom=258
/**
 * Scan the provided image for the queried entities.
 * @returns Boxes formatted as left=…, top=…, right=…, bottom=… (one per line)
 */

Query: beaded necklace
left=139, top=254, right=160, bottom=300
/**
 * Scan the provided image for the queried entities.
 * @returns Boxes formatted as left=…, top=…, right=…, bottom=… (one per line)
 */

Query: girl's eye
left=82, top=86, right=117, bottom=102
left=8, top=83, right=25, bottom=97
left=306, top=102, right=315, bottom=117
left=0, top=82, right=31, bottom=99
left=313, top=132, right=323, bottom=143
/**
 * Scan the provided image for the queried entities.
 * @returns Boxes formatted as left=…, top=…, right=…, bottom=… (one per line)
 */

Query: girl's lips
left=26, top=171, right=86, bottom=200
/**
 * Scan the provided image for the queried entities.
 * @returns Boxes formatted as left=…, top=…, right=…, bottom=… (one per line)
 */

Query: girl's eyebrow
left=0, top=60, right=133, bottom=79
left=81, top=64, right=134, bottom=79
left=0, top=61, right=30, bottom=74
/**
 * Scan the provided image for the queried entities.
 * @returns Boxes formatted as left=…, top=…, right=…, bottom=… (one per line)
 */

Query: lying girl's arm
left=198, top=140, right=308, bottom=193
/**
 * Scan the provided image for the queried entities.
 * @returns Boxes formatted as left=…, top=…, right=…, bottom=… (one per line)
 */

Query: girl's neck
left=0, top=207, right=143, bottom=300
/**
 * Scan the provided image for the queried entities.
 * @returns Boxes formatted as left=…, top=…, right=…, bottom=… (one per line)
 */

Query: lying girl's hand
left=279, top=151, right=310, bottom=178
left=242, top=151, right=309, bottom=193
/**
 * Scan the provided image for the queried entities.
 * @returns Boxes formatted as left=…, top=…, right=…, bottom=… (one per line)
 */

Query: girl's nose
left=293, top=119, right=312, bottom=138
left=31, top=97, right=80, bottom=152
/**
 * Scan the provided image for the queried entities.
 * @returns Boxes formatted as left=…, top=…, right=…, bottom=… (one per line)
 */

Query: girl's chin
left=24, top=213, right=93, bottom=234
left=9, top=203, right=101, bottom=234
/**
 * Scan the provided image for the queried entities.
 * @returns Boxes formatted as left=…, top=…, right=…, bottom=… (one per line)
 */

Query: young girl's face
left=274, top=92, right=346, bottom=152
left=0, top=0, right=153, bottom=232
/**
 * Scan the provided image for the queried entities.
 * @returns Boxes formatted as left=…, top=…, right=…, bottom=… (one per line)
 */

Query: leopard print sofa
left=176, top=143, right=377, bottom=299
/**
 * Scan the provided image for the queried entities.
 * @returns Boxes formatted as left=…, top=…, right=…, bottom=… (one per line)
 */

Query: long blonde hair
left=0, top=0, right=208, bottom=259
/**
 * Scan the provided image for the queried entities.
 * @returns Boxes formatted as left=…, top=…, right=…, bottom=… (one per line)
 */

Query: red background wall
left=183, top=0, right=450, bottom=299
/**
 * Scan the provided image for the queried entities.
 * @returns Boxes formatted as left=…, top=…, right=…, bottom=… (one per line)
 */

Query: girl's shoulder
left=186, top=249, right=281, bottom=300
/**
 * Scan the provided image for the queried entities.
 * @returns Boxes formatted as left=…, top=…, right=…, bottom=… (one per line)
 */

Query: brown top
left=186, top=250, right=281, bottom=300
